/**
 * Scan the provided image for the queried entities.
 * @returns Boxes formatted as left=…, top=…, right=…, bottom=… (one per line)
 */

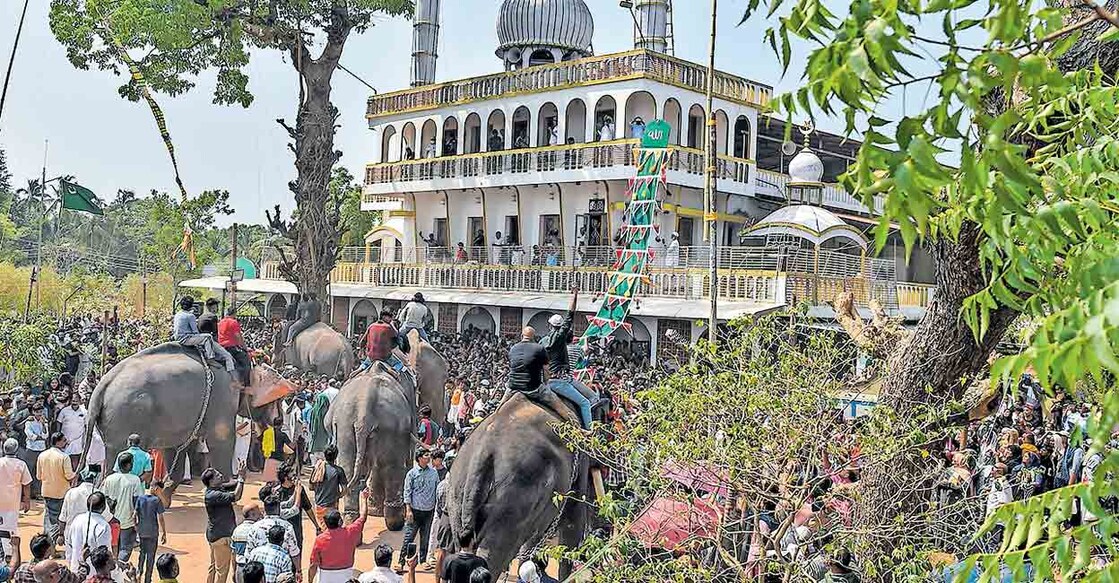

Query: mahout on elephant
left=80, top=341, right=295, bottom=498
left=327, top=328, right=449, bottom=530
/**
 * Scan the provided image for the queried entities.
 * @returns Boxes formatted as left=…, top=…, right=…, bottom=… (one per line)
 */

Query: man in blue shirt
left=172, top=297, right=200, bottom=341
left=399, top=449, right=439, bottom=571
left=114, top=434, right=153, bottom=484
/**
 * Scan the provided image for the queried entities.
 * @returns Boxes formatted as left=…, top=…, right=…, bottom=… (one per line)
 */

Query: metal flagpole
left=36, top=140, right=47, bottom=309
left=703, top=0, right=719, bottom=344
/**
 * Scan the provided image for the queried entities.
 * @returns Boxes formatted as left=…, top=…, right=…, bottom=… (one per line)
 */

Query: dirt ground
left=14, top=474, right=469, bottom=582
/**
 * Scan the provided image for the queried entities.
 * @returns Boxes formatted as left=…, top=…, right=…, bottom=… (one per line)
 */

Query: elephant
left=272, top=321, right=354, bottom=379
left=446, top=391, right=590, bottom=577
left=403, top=328, right=450, bottom=423
left=327, top=332, right=449, bottom=531
left=80, top=343, right=294, bottom=490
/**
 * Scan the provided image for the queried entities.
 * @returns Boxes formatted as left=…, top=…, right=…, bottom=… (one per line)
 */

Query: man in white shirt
left=358, top=544, right=408, bottom=583
left=65, top=492, right=112, bottom=573
left=0, top=438, right=32, bottom=539
left=59, top=471, right=100, bottom=544
left=56, top=398, right=88, bottom=470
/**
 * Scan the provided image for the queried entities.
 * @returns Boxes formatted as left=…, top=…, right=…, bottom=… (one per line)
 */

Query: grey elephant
left=272, top=321, right=354, bottom=379
left=80, top=343, right=294, bottom=490
left=327, top=331, right=449, bottom=531
left=446, top=391, right=589, bottom=577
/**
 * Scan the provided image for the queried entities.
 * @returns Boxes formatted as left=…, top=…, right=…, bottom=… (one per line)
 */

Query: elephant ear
left=247, top=365, right=297, bottom=407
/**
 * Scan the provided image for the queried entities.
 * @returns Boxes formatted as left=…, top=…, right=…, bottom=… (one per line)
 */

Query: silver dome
left=496, top=0, right=595, bottom=56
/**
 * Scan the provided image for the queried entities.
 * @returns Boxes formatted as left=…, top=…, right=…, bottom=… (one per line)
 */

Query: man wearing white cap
left=0, top=438, right=32, bottom=541
left=537, top=286, right=594, bottom=430
left=665, top=232, right=680, bottom=267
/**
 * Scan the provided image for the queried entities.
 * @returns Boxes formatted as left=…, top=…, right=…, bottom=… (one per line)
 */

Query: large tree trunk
left=289, top=61, right=342, bottom=301
left=266, top=15, right=351, bottom=301
left=854, top=3, right=1118, bottom=566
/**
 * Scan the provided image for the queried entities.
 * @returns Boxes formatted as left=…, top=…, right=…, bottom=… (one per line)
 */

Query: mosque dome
left=496, top=0, right=595, bottom=68
left=787, top=148, right=825, bottom=184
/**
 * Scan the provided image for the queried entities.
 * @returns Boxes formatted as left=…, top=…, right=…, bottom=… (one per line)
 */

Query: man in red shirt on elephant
left=218, top=308, right=251, bottom=385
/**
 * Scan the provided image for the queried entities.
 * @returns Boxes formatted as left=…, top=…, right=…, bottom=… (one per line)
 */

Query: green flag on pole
left=59, top=179, right=103, bottom=215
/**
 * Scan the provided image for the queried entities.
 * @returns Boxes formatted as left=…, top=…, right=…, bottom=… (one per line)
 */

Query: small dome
left=496, top=0, right=595, bottom=57
left=788, top=148, right=824, bottom=183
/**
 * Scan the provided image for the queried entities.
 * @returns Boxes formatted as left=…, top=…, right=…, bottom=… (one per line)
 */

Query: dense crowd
left=0, top=304, right=663, bottom=583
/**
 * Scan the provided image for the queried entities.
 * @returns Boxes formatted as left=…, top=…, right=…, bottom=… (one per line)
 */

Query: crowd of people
left=0, top=291, right=664, bottom=583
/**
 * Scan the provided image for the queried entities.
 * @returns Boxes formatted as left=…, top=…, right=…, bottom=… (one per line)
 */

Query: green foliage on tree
left=0, top=315, right=52, bottom=387
left=0, top=148, right=15, bottom=258
left=740, top=0, right=1119, bottom=576
left=48, top=0, right=414, bottom=298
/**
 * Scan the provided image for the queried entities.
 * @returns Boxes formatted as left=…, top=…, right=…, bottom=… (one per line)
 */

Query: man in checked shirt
left=397, top=449, right=439, bottom=572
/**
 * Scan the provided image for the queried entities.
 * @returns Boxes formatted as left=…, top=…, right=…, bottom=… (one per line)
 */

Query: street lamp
left=619, top=1, right=648, bottom=48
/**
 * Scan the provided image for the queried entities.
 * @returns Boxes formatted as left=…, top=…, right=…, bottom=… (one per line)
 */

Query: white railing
left=367, top=49, right=772, bottom=118
left=259, top=245, right=932, bottom=308
left=756, top=169, right=884, bottom=215
left=363, top=140, right=752, bottom=189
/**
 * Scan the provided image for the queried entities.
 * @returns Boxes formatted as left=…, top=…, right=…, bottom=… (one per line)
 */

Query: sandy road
left=14, top=476, right=450, bottom=582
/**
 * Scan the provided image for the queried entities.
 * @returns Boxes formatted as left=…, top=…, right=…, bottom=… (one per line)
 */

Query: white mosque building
left=184, top=0, right=936, bottom=363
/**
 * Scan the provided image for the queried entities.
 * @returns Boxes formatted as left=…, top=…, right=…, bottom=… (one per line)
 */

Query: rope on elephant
left=165, top=346, right=214, bottom=482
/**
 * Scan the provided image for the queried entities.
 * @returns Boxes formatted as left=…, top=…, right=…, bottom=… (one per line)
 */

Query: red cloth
left=218, top=317, right=243, bottom=348
left=309, top=517, right=366, bottom=569
left=365, top=322, right=396, bottom=362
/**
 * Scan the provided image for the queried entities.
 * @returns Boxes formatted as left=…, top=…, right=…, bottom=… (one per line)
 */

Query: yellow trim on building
left=366, top=49, right=773, bottom=120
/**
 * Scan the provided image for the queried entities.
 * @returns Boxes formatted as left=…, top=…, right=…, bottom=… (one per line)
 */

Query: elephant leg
left=208, top=434, right=235, bottom=481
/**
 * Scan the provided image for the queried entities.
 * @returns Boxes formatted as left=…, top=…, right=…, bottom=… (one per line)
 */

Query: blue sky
left=1, top=1, right=836, bottom=225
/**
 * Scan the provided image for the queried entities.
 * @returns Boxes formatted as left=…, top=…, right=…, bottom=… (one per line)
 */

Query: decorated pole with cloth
left=575, top=120, right=671, bottom=383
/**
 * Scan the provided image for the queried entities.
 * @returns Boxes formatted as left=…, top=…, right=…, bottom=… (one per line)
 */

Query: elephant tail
left=345, top=423, right=370, bottom=494
left=78, top=371, right=110, bottom=475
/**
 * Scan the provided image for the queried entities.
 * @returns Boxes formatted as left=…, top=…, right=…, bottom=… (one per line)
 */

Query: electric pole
left=703, top=0, right=719, bottom=344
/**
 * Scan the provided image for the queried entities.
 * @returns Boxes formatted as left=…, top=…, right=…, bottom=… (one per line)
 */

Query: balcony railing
left=367, top=49, right=773, bottom=119
left=260, top=245, right=933, bottom=309
left=755, top=169, right=884, bottom=215
left=363, top=140, right=752, bottom=191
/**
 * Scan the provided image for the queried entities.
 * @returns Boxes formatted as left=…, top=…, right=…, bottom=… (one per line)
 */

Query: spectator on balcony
left=666, top=233, right=680, bottom=268
left=424, top=138, right=438, bottom=159
left=472, top=231, right=486, bottom=262
left=511, top=246, right=526, bottom=266
left=547, top=122, right=559, bottom=146
left=454, top=243, right=468, bottom=264
left=443, top=135, right=457, bottom=156
left=598, top=116, right=615, bottom=142
left=487, top=130, right=504, bottom=152
left=630, top=117, right=646, bottom=140
left=404, top=145, right=415, bottom=160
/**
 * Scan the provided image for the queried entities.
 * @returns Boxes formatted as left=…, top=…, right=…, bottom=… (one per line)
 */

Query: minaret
left=411, top=0, right=441, bottom=87
left=633, top=0, right=673, bottom=54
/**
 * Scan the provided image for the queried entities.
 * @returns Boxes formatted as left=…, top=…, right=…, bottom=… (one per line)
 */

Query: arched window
left=593, top=96, right=617, bottom=141
left=463, top=113, right=482, bottom=154
left=529, top=49, right=555, bottom=66
left=565, top=99, right=587, bottom=143
left=511, top=106, right=531, bottom=149
left=537, top=102, right=559, bottom=146
left=623, top=91, right=656, bottom=140
left=733, top=116, right=752, bottom=159
left=380, top=125, right=397, bottom=163
left=420, top=119, right=439, bottom=158
left=486, top=110, right=507, bottom=151
left=715, top=110, right=730, bottom=155
left=442, top=117, right=460, bottom=156
left=401, top=122, right=417, bottom=160
left=687, top=105, right=705, bottom=149
left=663, top=99, right=682, bottom=145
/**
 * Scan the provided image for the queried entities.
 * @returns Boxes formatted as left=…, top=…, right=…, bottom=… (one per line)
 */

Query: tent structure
left=743, top=205, right=868, bottom=250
